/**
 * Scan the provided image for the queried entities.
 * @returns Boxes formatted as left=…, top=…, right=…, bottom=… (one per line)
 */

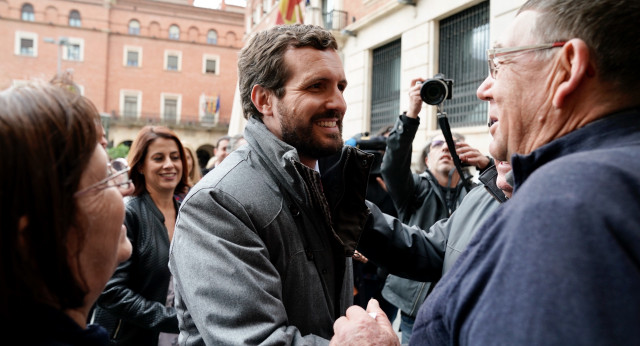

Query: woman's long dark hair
left=0, top=80, right=99, bottom=317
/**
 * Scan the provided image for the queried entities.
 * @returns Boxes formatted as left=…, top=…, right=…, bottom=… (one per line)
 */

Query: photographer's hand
left=455, top=143, right=491, bottom=170
left=406, top=78, right=425, bottom=119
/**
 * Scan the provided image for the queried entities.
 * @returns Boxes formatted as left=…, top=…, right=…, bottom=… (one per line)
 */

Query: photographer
left=379, top=78, right=491, bottom=342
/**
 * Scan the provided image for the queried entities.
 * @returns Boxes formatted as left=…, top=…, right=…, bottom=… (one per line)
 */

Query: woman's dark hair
left=0, top=80, right=99, bottom=317
left=127, top=126, right=189, bottom=196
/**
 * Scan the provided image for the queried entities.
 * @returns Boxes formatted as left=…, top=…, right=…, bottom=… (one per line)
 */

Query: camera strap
left=437, top=109, right=472, bottom=192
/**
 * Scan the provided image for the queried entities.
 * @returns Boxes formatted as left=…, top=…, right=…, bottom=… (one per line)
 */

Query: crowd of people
left=3, top=0, right=638, bottom=344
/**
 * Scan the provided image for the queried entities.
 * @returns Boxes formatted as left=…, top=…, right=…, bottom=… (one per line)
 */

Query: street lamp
left=43, top=36, right=69, bottom=76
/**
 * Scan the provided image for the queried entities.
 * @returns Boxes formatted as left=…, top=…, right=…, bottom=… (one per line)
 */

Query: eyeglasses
left=74, top=158, right=132, bottom=197
left=431, top=139, right=460, bottom=148
left=487, top=41, right=566, bottom=79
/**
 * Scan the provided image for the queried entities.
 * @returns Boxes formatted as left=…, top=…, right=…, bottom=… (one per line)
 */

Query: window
left=127, top=51, right=139, bottom=66
left=203, top=55, right=219, bottom=75
left=165, top=50, right=182, bottom=71
left=167, top=55, right=178, bottom=70
left=123, top=46, right=142, bottom=67
left=69, top=10, right=81, bottom=27
left=370, top=39, right=401, bottom=135
left=128, top=19, right=140, bottom=35
left=322, top=0, right=347, bottom=31
left=66, top=44, right=80, bottom=60
left=252, top=7, right=259, bottom=25
left=169, top=25, right=180, bottom=40
left=20, top=37, right=35, bottom=55
left=62, top=38, right=84, bottom=61
left=15, top=31, right=38, bottom=57
left=438, top=1, right=489, bottom=128
left=205, top=60, right=216, bottom=74
left=120, top=90, right=141, bottom=119
left=21, top=3, right=34, bottom=21
left=206, top=30, right=218, bottom=44
left=161, top=94, right=181, bottom=124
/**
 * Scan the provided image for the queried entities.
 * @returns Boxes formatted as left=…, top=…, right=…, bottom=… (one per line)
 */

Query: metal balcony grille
left=370, top=39, right=401, bottom=135
left=322, top=10, right=348, bottom=31
left=439, top=1, right=489, bottom=128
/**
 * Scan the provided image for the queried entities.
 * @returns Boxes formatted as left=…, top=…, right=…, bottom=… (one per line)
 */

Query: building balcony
left=104, top=112, right=230, bottom=132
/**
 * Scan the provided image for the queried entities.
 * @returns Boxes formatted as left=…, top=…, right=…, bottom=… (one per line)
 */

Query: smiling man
left=169, top=24, right=373, bottom=345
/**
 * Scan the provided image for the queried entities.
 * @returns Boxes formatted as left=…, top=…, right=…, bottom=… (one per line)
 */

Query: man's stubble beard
left=278, top=102, right=344, bottom=159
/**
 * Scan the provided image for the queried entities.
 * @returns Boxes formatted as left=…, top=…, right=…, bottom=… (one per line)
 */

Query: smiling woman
left=92, top=126, right=188, bottom=345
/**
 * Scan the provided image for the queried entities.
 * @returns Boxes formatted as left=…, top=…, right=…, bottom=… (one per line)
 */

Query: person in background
left=169, top=24, right=372, bottom=345
left=335, top=0, right=640, bottom=344
left=183, top=144, right=202, bottom=186
left=227, top=133, right=247, bottom=153
left=380, top=78, right=492, bottom=343
left=93, top=126, right=188, bottom=345
left=202, top=135, right=230, bottom=175
left=1, top=80, right=133, bottom=345
left=175, top=143, right=202, bottom=202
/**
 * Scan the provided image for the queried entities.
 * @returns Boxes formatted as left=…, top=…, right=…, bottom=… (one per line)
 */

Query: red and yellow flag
left=276, top=0, right=303, bottom=25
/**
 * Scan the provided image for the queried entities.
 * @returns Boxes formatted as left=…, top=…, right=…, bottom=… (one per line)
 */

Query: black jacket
left=93, top=193, right=179, bottom=345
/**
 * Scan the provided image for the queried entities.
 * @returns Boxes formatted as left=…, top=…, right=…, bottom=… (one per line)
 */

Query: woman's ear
left=17, top=215, right=29, bottom=249
left=553, top=39, right=591, bottom=108
left=18, top=215, right=29, bottom=232
left=251, top=85, right=273, bottom=117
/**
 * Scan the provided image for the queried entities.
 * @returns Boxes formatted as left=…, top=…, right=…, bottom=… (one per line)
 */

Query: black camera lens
left=420, top=79, right=450, bottom=105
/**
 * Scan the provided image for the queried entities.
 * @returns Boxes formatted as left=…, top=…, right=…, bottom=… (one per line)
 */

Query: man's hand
left=352, top=250, right=369, bottom=264
left=455, top=142, right=491, bottom=170
left=331, top=299, right=400, bottom=346
left=405, top=78, right=425, bottom=119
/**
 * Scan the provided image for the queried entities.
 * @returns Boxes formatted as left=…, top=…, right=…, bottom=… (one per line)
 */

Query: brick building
left=0, top=0, right=245, bottom=167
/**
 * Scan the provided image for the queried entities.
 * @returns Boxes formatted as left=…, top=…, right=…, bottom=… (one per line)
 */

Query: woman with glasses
left=92, top=126, right=188, bottom=345
left=0, top=80, right=134, bottom=345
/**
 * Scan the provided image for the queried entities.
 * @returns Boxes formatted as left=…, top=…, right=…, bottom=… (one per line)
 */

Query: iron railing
left=107, top=111, right=229, bottom=130
left=323, top=9, right=348, bottom=31
left=370, top=39, right=402, bottom=135
left=438, top=1, right=490, bottom=128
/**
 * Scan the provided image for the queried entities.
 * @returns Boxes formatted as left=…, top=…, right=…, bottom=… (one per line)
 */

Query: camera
left=419, top=74, right=453, bottom=105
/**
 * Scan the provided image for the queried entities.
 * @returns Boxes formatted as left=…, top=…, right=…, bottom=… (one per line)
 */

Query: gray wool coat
left=169, top=116, right=373, bottom=345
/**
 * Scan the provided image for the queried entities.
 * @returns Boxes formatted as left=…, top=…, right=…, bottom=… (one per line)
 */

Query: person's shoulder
left=531, top=147, right=635, bottom=188
left=185, top=149, right=280, bottom=205
left=515, top=148, right=639, bottom=217
left=124, top=194, right=144, bottom=209
left=466, top=183, right=493, bottom=200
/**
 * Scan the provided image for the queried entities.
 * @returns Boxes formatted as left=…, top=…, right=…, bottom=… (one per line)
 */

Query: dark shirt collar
left=511, top=108, right=640, bottom=190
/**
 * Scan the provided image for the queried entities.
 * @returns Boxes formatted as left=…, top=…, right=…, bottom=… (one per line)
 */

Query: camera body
left=419, top=73, right=453, bottom=105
